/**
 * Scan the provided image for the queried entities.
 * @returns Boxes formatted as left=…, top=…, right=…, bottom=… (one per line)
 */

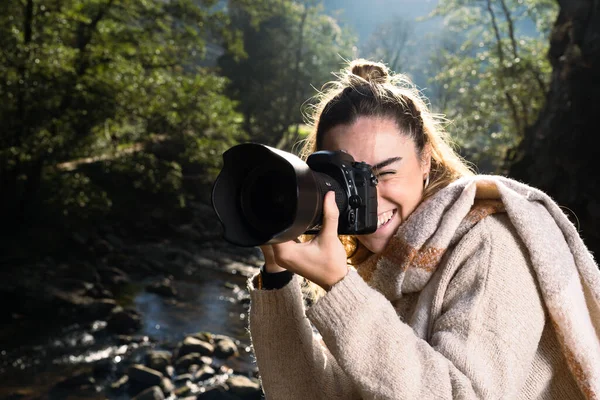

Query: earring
left=423, top=174, right=430, bottom=190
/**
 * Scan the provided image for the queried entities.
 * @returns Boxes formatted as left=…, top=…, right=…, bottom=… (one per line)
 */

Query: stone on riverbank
left=194, top=365, right=216, bottom=381
left=106, top=306, right=142, bottom=334
left=110, top=374, right=129, bottom=392
left=174, top=352, right=205, bottom=373
left=132, top=385, right=165, bottom=400
left=178, top=336, right=214, bottom=358
left=146, top=277, right=177, bottom=297
left=214, top=337, right=238, bottom=359
left=128, top=364, right=164, bottom=387
left=146, top=350, right=173, bottom=374
left=226, top=375, right=261, bottom=398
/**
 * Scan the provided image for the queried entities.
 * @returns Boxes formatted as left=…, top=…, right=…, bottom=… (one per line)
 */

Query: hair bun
left=349, top=59, right=389, bottom=84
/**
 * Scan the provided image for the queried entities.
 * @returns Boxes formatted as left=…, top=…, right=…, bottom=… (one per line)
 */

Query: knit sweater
left=247, top=176, right=599, bottom=399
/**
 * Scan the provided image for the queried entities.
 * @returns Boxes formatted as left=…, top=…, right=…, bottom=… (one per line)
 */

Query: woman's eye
left=377, top=171, right=395, bottom=177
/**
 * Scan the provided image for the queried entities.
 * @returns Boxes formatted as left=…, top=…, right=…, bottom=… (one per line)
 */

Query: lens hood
left=211, top=143, right=321, bottom=247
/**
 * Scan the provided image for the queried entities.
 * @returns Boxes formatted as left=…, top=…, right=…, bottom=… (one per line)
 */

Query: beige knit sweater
left=247, top=176, right=599, bottom=399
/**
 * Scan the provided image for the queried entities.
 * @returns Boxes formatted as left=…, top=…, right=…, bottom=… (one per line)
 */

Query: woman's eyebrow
left=373, top=156, right=402, bottom=170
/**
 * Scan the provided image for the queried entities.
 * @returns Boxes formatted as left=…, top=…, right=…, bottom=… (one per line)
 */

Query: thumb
left=321, top=191, right=340, bottom=237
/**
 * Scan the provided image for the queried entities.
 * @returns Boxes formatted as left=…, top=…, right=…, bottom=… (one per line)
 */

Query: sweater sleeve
left=248, top=273, right=361, bottom=399
left=306, top=215, right=548, bottom=399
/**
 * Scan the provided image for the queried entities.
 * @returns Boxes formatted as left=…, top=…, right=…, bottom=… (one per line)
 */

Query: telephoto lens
left=211, top=143, right=378, bottom=247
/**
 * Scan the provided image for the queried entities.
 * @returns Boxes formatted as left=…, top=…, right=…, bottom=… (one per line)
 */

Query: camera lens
left=240, top=166, right=296, bottom=234
left=212, top=143, right=376, bottom=247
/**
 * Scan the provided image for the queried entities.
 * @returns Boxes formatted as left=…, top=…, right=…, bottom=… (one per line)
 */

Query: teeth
left=377, top=210, right=394, bottom=228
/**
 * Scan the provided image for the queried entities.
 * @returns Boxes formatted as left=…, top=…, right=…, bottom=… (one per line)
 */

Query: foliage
left=218, top=0, right=357, bottom=149
left=0, top=0, right=248, bottom=224
left=44, top=171, right=112, bottom=221
left=426, top=0, right=558, bottom=173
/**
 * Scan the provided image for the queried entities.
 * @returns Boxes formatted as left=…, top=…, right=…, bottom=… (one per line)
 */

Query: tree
left=361, top=15, right=414, bottom=75
left=218, top=0, right=357, bottom=149
left=508, top=0, right=600, bottom=258
left=428, top=0, right=557, bottom=172
left=0, top=0, right=248, bottom=224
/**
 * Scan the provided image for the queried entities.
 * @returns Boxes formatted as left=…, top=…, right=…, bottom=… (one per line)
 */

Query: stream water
left=0, top=267, right=255, bottom=399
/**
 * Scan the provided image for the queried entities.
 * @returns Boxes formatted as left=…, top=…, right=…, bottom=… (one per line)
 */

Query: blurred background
left=0, top=0, right=598, bottom=398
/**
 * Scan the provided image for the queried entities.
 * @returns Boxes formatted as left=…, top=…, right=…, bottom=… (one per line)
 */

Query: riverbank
left=0, top=192, right=265, bottom=399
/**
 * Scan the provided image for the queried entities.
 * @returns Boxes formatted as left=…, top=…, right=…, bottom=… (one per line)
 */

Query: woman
left=247, top=59, right=600, bottom=399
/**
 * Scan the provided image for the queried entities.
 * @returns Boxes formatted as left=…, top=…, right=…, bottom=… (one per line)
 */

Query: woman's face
left=322, top=116, right=430, bottom=254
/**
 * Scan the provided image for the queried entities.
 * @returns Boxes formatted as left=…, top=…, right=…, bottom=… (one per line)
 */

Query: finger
left=259, top=245, right=276, bottom=263
left=321, top=191, right=340, bottom=237
left=271, top=240, right=298, bottom=269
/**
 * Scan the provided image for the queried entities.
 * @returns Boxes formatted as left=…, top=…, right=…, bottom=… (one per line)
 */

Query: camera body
left=305, top=150, right=378, bottom=235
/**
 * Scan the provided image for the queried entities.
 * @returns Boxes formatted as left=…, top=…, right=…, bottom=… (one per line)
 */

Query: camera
left=211, top=143, right=378, bottom=247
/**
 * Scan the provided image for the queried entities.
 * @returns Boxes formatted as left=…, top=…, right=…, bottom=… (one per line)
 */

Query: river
left=0, top=265, right=257, bottom=399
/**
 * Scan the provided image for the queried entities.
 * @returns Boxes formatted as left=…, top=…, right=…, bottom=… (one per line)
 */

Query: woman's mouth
left=377, top=209, right=397, bottom=230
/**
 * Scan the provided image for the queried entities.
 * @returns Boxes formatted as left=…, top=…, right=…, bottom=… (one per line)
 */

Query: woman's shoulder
left=447, top=212, right=533, bottom=272
left=450, top=212, right=527, bottom=259
left=443, top=212, right=541, bottom=304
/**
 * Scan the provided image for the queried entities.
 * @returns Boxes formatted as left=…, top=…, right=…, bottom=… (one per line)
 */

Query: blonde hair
left=298, top=59, right=474, bottom=271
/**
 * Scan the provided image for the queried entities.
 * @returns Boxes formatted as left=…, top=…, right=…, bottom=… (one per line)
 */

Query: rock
left=85, top=298, right=118, bottom=319
left=110, top=375, right=129, bottom=392
left=194, top=365, right=215, bottom=381
left=98, top=266, right=130, bottom=287
left=174, top=224, right=205, bottom=242
left=173, top=384, right=193, bottom=397
left=68, top=262, right=101, bottom=283
left=46, top=287, right=94, bottom=317
left=54, top=278, right=92, bottom=294
left=146, top=277, right=177, bottom=297
left=54, top=371, right=95, bottom=388
left=159, top=377, right=175, bottom=395
left=178, top=336, right=214, bottom=358
left=200, top=356, right=213, bottom=366
left=226, top=375, right=261, bottom=398
left=191, top=331, right=213, bottom=343
left=105, top=234, right=125, bottom=249
left=94, top=239, right=114, bottom=255
left=197, top=386, right=239, bottom=400
left=174, top=373, right=193, bottom=384
left=106, top=307, right=142, bottom=334
left=188, top=363, right=200, bottom=375
left=132, top=385, right=165, bottom=400
left=146, top=350, right=172, bottom=374
left=93, top=358, right=116, bottom=378
left=174, top=353, right=204, bottom=372
left=117, top=334, right=150, bottom=345
left=214, top=338, right=238, bottom=359
left=128, top=364, right=164, bottom=387
left=85, top=283, right=114, bottom=299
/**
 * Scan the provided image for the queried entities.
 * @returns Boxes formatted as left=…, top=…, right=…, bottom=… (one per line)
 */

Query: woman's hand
left=268, top=191, right=348, bottom=291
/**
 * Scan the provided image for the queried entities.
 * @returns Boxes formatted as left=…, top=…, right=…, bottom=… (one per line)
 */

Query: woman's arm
left=248, top=274, right=361, bottom=399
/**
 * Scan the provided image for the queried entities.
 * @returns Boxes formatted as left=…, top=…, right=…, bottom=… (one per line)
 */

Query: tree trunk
left=507, top=0, right=600, bottom=259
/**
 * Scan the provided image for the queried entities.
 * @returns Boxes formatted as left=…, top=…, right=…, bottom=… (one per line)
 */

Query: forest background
left=4, top=0, right=591, bottom=258
left=0, top=0, right=599, bottom=396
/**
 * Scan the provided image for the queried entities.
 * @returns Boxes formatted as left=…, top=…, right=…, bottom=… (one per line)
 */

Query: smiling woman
left=246, top=59, right=600, bottom=399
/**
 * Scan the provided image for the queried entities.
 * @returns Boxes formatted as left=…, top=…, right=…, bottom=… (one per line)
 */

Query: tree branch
left=487, top=0, right=524, bottom=136
left=486, top=0, right=505, bottom=65
left=499, top=0, right=518, bottom=59
left=24, top=0, right=33, bottom=43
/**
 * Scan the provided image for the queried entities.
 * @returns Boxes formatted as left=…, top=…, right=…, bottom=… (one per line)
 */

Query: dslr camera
left=211, top=143, right=378, bottom=247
